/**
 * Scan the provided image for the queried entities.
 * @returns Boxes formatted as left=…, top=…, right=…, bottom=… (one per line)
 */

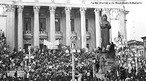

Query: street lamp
left=71, top=43, right=76, bottom=81
left=24, top=46, right=35, bottom=73
left=70, top=35, right=78, bottom=81
left=65, top=48, right=75, bottom=81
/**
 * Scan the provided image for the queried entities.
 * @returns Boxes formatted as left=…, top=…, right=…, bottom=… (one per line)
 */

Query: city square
left=0, top=0, right=146, bottom=81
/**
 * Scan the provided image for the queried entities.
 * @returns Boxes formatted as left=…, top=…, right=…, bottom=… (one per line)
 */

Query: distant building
left=142, top=36, right=146, bottom=59
left=127, top=40, right=144, bottom=57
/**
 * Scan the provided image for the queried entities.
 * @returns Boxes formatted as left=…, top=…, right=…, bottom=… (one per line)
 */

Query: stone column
left=80, top=7, right=86, bottom=49
left=6, top=5, right=15, bottom=52
left=102, top=8, right=112, bottom=43
left=94, top=8, right=101, bottom=48
left=49, top=6, right=56, bottom=42
left=33, top=6, right=40, bottom=47
left=118, top=9, right=129, bottom=44
left=17, top=5, right=24, bottom=50
left=65, top=7, right=71, bottom=46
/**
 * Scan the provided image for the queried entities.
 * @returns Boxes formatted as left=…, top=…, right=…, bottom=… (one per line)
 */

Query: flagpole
left=71, top=41, right=75, bottom=81
left=93, top=63, right=95, bottom=80
left=28, top=46, right=31, bottom=72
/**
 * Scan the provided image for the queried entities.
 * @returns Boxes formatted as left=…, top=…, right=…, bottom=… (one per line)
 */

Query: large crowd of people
left=103, top=33, right=146, bottom=81
left=0, top=31, right=146, bottom=81
left=103, top=59, right=146, bottom=81
left=0, top=34, right=97, bottom=81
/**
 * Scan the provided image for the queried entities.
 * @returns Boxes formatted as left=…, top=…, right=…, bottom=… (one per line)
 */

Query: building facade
left=142, top=36, right=146, bottom=59
left=0, top=0, right=128, bottom=51
left=127, top=40, right=144, bottom=57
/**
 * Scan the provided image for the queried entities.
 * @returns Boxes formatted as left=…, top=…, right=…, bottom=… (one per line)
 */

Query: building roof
left=127, top=40, right=143, bottom=46
left=141, top=36, right=146, bottom=39
left=0, top=0, right=125, bottom=9
left=0, top=15, right=7, bottom=17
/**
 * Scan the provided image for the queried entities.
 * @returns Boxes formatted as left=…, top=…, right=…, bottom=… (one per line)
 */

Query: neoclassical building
left=142, top=36, right=146, bottom=59
left=0, top=0, right=128, bottom=51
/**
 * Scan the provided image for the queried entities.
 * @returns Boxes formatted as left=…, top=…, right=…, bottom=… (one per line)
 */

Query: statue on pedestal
left=100, top=14, right=111, bottom=49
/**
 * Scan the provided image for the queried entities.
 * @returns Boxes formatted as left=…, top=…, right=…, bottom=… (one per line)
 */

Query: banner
left=43, top=40, right=53, bottom=46
left=43, top=40, right=59, bottom=49
left=7, top=71, right=25, bottom=77
left=47, top=45, right=58, bottom=49
left=54, top=40, right=59, bottom=45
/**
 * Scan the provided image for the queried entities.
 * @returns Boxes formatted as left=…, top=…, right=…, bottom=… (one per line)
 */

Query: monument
left=100, top=14, right=111, bottom=49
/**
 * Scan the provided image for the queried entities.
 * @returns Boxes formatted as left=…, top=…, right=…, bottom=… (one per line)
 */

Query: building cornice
left=0, top=15, right=7, bottom=17
left=0, top=1, right=124, bottom=9
left=142, top=36, right=146, bottom=39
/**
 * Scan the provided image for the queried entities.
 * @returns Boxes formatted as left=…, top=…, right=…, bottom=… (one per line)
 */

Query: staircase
left=95, top=52, right=117, bottom=79
left=104, top=57, right=115, bottom=72
left=99, top=52, right=118, bottom=73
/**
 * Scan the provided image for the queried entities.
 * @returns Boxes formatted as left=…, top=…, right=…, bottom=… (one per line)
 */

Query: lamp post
left=71, top=41, right=75, bottom=81
left=135, top=48, right=140, bottom=75
left=70, top=35, right=77, bottom=81
left=25, top=46, right=35, bottom=81
left=28, top=46, right=31, bottom=66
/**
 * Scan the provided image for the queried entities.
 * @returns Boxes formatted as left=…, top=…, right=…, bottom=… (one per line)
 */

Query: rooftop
left=127, top=40, right=143, bottom=46
left=141, top=36, right=146, bottom=39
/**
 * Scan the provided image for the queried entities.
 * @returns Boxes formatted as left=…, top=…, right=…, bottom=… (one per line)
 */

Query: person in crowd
left=120, top=67, right=127, bottom=81
left=106, top=44, right=110, bottom=52
left=14, top=71, right=17, bottom=78
left=1, top=35, right=146, bottom=81
left=105, top=71, right=111, bottom=81
left=95, top=59, right=100, bottom=73
left=101, top=57, right=106, bottom=73
left=109, top=42, right=115, bottom=59
left=0, top=29, right=2, bottom=37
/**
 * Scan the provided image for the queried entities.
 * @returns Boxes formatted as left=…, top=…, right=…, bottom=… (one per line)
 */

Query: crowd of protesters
left=0, top=30, right=146, bottom=81
left=103, top=34, right=146, bottom=81
left=104, top=59, right=146, bottom=81
left=0, top=33, right=97, bottom=81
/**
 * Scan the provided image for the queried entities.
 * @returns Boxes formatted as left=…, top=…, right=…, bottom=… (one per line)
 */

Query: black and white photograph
left=0, top=0, right=146, bottom=81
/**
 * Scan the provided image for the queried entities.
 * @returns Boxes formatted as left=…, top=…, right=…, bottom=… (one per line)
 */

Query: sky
left=0, top=0, right=146, bottom=41
left=125, top=0, right=146, bottom=41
